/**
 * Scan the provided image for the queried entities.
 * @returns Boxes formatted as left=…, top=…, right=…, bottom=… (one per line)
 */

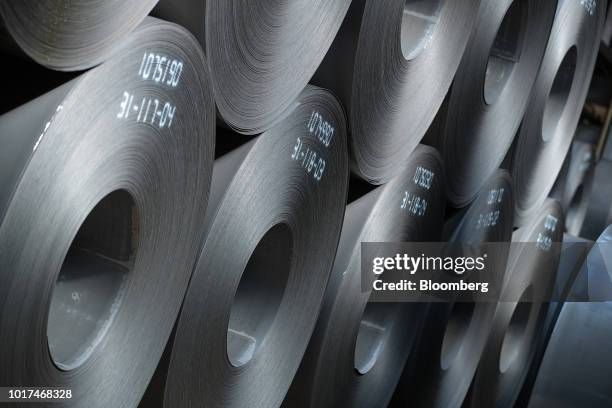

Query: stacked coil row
left=0, top=0, right=611, bottom=407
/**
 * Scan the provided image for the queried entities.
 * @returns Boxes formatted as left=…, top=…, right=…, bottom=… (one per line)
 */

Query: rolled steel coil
left=391, top=169, right=514, bottom=408
left=514, top=232, right=592, bottom=407
left=0, top=18, right=215, bottom=407
left=162, top=86, right=349, bottom=408
left=466, top=199, right=564, bottom=408
left=313, top=0, right=480, bottom=184
left=157, top=0, right=351, bottom=135
left=427, top=0, right=557, bottom=207
left=284, top=145, right=445, bottom=408
left=511, top=0, right=605, bottom=226
left=0, top=0, right=158, bottom=71
left=528, top=225, right=612, bottom=407
left=560, top=140, right=595, bottom=210
left=565, top=166, right=594, bottom=236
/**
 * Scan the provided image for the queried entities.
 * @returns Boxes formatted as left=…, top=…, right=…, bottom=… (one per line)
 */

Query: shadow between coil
left=284, top=145, right=445, bottom=408
left=156, top=0, right=351, bottom=135
left=391, top=169, right=514, bottom=408
left=511, top=0, right=606, bottom=226
left=466, top=199, right=564, bottom=408
left=313, top=0, right=480, bottom=184
left=426, top=0, right=556, bottom=207
left=0, top=18, right=215, bottom=407
left=163, top=86, right=349, bottom=408
left=0, top=0, right=158, bottom=71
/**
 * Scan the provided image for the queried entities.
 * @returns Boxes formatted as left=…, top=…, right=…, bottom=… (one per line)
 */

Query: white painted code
left=476, top=187, right=505, bottom=230
left=580, top=0, right=596, bottom=15
left=537, top=214, right=559, bottom=251
left=138, top=52, right=183, bottom=87
left=476, top=210, right=500, bottom=230
left=401, top=191, right=428, bottom=217
left=307, top=111, right=334, bottom=147
left=117, top=91, right=176, bottom=129
left=291, top=137, right=326, bottom=182
left=413, top=166, right=434, bottom=190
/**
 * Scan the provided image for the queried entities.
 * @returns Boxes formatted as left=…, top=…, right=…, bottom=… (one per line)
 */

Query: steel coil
left=0, top=18, right=215, bottom=407
left=565, top=166, right=594, bottom=237
left=284, top=145, right=445, bottom=408
left=391, top=169, right=514, bottom=408
left=513, top=232, right=592, bottom=407
left=555, top=139, right=594, bottom=209
left=157, top=0, right=351, bottom=135
left=549, top=138, right=595, bottom=236
left=0, top=0, right=158, bottom=71
left=528, top=225, right=612, bottom=408
left=466, top=199, right=564, bottom=408
left=511, top=0, right=605, bottom=225
left=162, top=86, right=349, bottom=408
left=427, top=0, right=556, bottom=207
left=313, top=0, right=480, bottom=184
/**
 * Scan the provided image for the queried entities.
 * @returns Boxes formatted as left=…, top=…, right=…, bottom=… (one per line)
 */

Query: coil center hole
left=354, top=302, right=397, bottom=375
left=47, top=190, right=139, bottom=371
left=440, top=302, right=475, bottom=370
left=499, top=285, right=533, bottom=373
left=227, top=223, right=293, bottom=367
left=542, top=46, right=578, bottom=143
left=401, top=0, right=445, bottom=60
left=484, top=0, right=528, bottom=105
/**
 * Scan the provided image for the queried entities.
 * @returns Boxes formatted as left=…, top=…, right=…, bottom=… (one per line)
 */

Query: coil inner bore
left=484, top=0, right=528, bottom=105
left=440, top=302, right=475, bottom=370
left=401, top=0, right=445, bottom=60
left=542, top=46, right=578, bottom=143
left=227, top=223, right=293, bottom=367
left=499, top=285, right=533, bottom=373
left=47, top=190, right=139, bottom=371
left=354, top=302, right=398, bottom=375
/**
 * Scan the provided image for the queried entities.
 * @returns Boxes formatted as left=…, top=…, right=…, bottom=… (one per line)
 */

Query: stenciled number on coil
left=537, top=214, right=559, bottom=251
left=307, top=111, right=334, bottom=147
left=138, top=52, right=183, bottom=87
left=117, top=91, right=176, bottom=129
left=487, top=187, right=504, bottom=205
left=413, top=166, right=434, bottom=190
left=476, top=210, right=500, bottom=230
left=400, top=191, right=428, bottom=217
left=291, top=137, right=326, bottom=182
left=580, top=0, right=596, bottom=15
left=476, top=187, right=504, bottom=230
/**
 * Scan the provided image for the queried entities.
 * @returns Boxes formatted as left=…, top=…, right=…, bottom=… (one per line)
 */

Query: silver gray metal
left=528, top=225, right=612, bottom=408
left=285, top=145, right=446, bottom=408
left=0, top=18, right=216, bottom=407
left=0, top=0, right=157, bottom=71
left=512, top=0, right=606, bottom=226
left=163, top=86, right=349, bottom=408
left=392, top=169, right=515, bottom=408
left=313, top=0, right=480, bottom=184
left=515, top=233, right=592, bottom=407
left=157, top=0, right=351, bottom=135
left=466, top=199, right=564, bottom=408
left=427, top=0, right=557, bottom=207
